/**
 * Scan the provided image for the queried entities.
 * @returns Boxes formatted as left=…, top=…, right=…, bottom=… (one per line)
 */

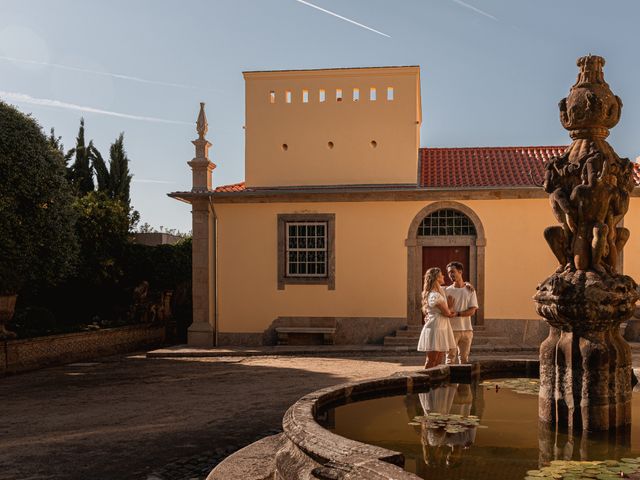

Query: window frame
left=277, top=213, right=335, bottom=290
left=417, top=209, right=477, bottom=237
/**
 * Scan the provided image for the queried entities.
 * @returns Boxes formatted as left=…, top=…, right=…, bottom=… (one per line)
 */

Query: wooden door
left=421, top=246, right=471, bottom=323
left=422, top=246, right=470, bottom=281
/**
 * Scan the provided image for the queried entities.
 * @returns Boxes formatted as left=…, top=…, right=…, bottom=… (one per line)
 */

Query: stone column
left=187, top=103, right=217, bottom=347
left=189, top=198, right=215, bottom=346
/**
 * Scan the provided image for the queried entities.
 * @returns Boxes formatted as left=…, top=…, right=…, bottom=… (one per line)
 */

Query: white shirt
left=445, top=284, right=478, bottom=331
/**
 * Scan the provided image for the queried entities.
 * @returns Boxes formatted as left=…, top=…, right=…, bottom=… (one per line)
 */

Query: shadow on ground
left=0, top=353, right=425, bottom=480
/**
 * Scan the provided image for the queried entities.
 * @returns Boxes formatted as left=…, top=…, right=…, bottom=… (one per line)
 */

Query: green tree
left=0, top=101, right=78, bottom=295
left=91, top=132, right=132, bottom=206
left=65, top=118, right=95, bottom=194
left=48, top=128, right=64, bottom=155
left=73, top=191, right=131, bottom=285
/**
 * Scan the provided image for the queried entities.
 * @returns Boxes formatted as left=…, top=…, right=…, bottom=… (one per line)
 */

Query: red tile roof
left=419, top=146, right=567, bottom=188
left=213, top=147, right=640, bottom=192
left=214, top=182, right=246, bottom=192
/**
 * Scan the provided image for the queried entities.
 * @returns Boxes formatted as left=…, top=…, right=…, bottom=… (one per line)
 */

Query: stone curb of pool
left=207, top=359, right=541, bottom=479
left=273, top=359, right=539, bottom=480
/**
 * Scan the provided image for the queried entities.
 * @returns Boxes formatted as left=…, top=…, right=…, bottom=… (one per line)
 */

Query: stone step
left=395, top=330, right=422, bottom=338
left=393, top=327, right=491, bottom=339
left=472, top=336, right=510, bottom=346
left=383, top=334, right=509, bottom=347
left=383, top=337, right=421, bottom=346
left=401, top=323, right=485, bottom=331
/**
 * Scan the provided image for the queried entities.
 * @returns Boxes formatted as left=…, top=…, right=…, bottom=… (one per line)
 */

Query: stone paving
left=137, top=428, right=282, bottom=480
left=1, top=348, right=639, bottom=480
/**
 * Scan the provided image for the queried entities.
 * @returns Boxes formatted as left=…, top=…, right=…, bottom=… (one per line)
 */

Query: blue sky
left=2, top=0, right=639, bottom=232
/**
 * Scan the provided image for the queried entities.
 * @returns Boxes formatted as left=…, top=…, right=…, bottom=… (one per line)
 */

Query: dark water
left=318, top=379, right=640, bottom=479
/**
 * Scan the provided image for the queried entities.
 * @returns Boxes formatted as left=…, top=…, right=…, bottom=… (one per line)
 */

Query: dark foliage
left=65, top=118, right=95, bottom=195
left=92, top=133, right=132, bottom=205
left=3, top=106, right=190, bottom=339
left=12, top=238, right=192, bottom=339
left=0, top=101, right=78, bottom=294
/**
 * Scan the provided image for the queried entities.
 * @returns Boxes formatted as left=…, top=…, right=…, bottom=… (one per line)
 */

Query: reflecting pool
left=317, top=378, right=640, bottom=479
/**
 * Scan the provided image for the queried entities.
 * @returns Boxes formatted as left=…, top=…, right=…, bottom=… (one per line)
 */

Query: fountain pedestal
left=534, top=55, right=638, bottom=432
left=536, top=270, right=636, bottom=430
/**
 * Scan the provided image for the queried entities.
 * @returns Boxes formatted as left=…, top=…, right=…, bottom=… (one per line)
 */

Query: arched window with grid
left=417, top=209, right=477, bottom=236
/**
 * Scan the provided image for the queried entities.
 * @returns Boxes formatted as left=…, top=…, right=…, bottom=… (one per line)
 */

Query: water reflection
left=418, top=384, right=478, bottom=469
left=321, top=378, right=640, bottom=479
left=538, top=420, right=631, bottom=464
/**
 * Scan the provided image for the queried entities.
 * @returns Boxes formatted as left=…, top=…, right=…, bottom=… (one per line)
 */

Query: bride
left=417, top=267, right=456, bottom=368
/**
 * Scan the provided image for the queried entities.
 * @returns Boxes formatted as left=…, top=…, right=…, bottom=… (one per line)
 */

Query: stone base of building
left=483, top=318, right=549, bottom=346
left=187, top=322, right=216, bottom=347
left=218, top=317, right=407, bottom=347
left=214, top=317, right=549, bottom=347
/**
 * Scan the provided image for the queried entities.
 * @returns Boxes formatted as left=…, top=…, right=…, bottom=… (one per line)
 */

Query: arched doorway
left=405, top=201, right=486, bottom=326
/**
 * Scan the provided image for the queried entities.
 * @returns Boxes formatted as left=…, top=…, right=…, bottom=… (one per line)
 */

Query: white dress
left=417, top=291, right=456, bottom=352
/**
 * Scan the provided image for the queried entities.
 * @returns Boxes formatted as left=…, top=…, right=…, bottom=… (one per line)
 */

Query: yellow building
left=170, top=66, right=640, bottom=348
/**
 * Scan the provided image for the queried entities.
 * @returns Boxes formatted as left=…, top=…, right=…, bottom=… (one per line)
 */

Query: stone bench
left=275, top=327, right=336, bottom=346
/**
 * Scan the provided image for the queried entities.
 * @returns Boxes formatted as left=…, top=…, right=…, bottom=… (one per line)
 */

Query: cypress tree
left=65, top=118, right=95, bottom=194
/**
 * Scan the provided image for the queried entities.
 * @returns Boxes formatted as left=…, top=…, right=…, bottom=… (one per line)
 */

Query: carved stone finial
left=559, top=54, right=622, bottom=140
left=196, top=102, right=208, bottom=140
left=189, top=102, right=215, bottom=192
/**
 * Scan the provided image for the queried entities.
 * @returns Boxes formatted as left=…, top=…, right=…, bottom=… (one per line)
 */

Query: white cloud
left=0, top=91, right=192, bottom=125
left=0, top=55, right=215, bottom=91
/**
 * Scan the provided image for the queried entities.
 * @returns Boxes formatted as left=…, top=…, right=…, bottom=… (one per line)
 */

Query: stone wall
left=483, top=318, right=549, bottom=346
left=216, top=317, right=407, bottom=346
left=0, top=325, right=165, bottom=375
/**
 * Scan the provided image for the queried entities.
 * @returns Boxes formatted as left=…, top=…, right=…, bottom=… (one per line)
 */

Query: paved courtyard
left=2, top=349, right=636, bottom=480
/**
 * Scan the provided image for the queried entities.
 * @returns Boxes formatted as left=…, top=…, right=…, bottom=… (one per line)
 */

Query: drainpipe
left=209, top=196, right=218, bottom=347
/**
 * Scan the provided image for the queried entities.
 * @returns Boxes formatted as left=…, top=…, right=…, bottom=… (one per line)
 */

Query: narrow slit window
left=269, top=91, right=276, bottom=104
left=336, top=88, right=343, bottom=102
left=319, top=89, right=326, bottom=102
left=387, top=87, right=394, bottom=100
left=302, top=89, right=309, bottom=103
left=370, top=87, right=377, bottom=101
left=352, top=88, right=360, bottom=102
left=285, top=90, right=292, bottom=103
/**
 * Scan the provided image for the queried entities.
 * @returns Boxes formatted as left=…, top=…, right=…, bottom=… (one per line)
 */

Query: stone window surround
left=278, top=213, right=336, bottom=290
left=405, top=201, right=486, bottom=326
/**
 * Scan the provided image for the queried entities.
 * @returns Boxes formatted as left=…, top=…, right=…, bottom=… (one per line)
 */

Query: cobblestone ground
left=134, top=427, right=284, bottom=480
left=4, top=350, right=628, bottom=480
left=0, top=353, right=431, bottom=480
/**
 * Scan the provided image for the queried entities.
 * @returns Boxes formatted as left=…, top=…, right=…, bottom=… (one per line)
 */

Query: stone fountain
left=534, top=55, right=639, bottom=431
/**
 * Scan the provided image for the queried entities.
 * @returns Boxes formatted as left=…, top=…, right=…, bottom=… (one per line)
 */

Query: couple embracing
left=418, top=262, right=478, bottom=369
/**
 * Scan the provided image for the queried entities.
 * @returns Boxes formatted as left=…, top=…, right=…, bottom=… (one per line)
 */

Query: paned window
left=278, top=214, right=335, bottom=289
left=418, top=209, right=476, bottom=236
left=286, top=222, right=327, bottom=277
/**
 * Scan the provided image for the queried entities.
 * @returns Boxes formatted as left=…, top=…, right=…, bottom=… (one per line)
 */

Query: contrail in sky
left=295, top=0, right=391, bottom=38
left=132, top=179, right=176, bottom=184
left=450, top=0, right=498, bottom=21
left=0, top=55, right=211, bottom=90
left=0, top=91, right=192, bottom=125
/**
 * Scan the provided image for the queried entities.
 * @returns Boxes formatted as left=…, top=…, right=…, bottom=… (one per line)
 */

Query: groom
left=445, top=261, right=478, bottom=364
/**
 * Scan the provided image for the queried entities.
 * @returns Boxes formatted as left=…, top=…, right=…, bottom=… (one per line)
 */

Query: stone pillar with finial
left=187, top=102, right=217, bottom=347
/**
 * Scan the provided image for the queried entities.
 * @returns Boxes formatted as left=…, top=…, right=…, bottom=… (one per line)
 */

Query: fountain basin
left=275, top=359, right=537, bottom=479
